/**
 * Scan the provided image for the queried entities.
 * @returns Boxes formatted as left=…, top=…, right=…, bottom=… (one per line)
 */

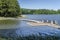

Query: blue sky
left=18, top=0, right=60, bottom=10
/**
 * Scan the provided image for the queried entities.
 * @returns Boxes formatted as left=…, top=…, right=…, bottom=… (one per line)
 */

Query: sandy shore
left=27, top=22, right=60, bottom=28
left=27, top=22, right=50, bottom=26
left=0, top=15, right=26, bottom=20
left=0, top=17, right=17, bottom=20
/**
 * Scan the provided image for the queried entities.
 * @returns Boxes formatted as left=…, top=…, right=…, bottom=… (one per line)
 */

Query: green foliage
left=21, top=8, right=60, bottom=14
left=0, top=0, right=21, bottom=17
left=57, top=9, right=60, bottom=14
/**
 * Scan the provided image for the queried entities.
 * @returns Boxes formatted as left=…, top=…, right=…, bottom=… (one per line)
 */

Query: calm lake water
left=0, top=15, right=60, bottom=37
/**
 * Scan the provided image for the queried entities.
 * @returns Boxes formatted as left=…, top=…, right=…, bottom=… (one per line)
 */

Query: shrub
left=0, top=0, right=21, bottom=17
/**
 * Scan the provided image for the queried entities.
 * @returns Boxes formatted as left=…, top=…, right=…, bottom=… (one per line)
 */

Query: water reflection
left=0, top=20, right=20, bottom=29
left=0, top=15, right=60, bottom=40
left=0, top=29, right=17, bottom=37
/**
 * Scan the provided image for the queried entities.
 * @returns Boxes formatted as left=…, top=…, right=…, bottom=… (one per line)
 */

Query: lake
left=0, top=15, right=60, bottom=39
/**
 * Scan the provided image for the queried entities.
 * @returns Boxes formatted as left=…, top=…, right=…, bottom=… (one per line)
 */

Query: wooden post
left=42, top=20, right=44, bottom=23
left=47, top=20, right=49, bottom=23
left=51, top=20, right=53, bottom=24
left=55, top=20, right=58, bottom=25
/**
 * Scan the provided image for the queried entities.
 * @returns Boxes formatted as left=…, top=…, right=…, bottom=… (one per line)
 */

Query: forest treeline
left=21, top=8, right=60, bottom=14
left=0, top=0, right=21, bottom=17
left=0, top=0, right=60, bottom=17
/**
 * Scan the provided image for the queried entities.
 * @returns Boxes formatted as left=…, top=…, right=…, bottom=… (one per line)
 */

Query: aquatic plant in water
left=0, top=33, right=60, bottom=40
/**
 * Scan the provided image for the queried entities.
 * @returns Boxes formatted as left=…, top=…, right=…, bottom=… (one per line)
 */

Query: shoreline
left=0, top=15, right=27, bottom=20
left=27, top=22, right=60, bottom=28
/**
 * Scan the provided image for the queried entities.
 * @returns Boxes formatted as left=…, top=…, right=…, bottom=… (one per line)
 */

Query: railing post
left=42, top=20, right=44, bottom=23
left=55, top=20, right=58, bottom=25
left=51, top=20, right=53, bottom=24
left=47, top=20, right=49, bottom=23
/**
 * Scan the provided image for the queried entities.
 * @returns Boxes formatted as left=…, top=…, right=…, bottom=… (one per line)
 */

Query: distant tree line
left=21, top=8, right=60, bottom=14
left=0, top=0, right=21, bottom=17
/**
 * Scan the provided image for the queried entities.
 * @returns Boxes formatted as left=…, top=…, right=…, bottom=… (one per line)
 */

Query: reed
left=0, top=33, right=60, bottom=40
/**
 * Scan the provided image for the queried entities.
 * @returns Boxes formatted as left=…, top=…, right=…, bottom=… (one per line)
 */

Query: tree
left=57, top=9, right=60, bottom=14
left=0, top=0, right=21, bottom=17
left=21, top=8, right=58, bottom=14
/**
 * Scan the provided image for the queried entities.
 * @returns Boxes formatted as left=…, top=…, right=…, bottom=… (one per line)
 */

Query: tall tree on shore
left=0, top=0, right=21, bottom=17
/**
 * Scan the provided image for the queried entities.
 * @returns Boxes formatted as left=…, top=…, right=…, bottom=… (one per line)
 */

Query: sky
left=18, top=0, right=60, bottom=10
